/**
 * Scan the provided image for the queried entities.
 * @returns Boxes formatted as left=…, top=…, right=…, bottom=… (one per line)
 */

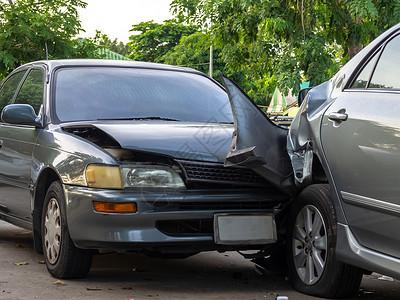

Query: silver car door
left=321, top=35, right=400, bottom=259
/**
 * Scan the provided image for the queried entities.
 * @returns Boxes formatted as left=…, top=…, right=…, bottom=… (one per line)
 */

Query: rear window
left=54, top=67, right=233, bottom=123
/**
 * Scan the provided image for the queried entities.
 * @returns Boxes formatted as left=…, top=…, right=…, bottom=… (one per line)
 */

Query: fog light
left=93, top=202, right=137, bottom=214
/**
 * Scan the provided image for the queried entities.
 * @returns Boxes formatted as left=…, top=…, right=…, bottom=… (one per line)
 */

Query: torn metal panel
left=287, top=139, right=313, bottom=185
left=221, top=76, right=296, bottom=196
left=287, top=80, right=334, bottom=186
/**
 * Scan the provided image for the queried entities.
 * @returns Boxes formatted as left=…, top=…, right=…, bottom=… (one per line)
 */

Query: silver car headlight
left=120, top=165, right=186, bottom=189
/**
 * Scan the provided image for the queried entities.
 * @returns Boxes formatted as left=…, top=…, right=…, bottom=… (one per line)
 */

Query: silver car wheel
left=292, top=204, right=327, bottom=285
left=44, top=198, right=62, bottom=265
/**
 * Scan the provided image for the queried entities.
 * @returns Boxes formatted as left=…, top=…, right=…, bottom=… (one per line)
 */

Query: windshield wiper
left=130, top=117, right=181, bottom=121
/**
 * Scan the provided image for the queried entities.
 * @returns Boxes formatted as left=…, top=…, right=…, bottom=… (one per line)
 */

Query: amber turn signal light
left=93, top=202, right=137, bottom=214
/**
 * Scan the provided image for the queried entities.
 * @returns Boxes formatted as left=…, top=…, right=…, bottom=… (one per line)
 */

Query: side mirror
left=297, top=87, right=313, bottom=106
left=2, top=104, right=42, bottom=127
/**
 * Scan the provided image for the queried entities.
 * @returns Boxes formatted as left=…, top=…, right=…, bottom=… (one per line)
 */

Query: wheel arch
left=311, top=147, right=349, bottom=225
left=32, top=167, right=62, bottom=254
left=311, top=153, right=328, bottom=184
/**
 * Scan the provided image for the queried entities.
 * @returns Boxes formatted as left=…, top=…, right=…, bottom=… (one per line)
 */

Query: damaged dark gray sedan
left=3, top=20, right=400, bottom=298
left=0, top=60, right=290, bottom=279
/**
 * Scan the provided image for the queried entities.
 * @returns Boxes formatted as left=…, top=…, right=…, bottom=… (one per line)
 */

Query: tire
left=286, top=184, right=363, bottom=298
left=42, top=181, right=93, bottom=279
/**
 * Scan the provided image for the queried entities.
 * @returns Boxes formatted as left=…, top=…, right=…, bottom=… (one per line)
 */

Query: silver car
left=224, top=23, right=400, bottom=298
left=0, top=60, right=288, bottom=279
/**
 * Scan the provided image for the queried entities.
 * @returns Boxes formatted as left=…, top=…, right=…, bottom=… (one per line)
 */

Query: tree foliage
left=162, top=31, right=270, bottom=105
left=162, top=32, right=217, bottom=75
left=128, top=20, right=198, bottom=62
left=0, top=0, right=100, bottom=78
left=171, top=0, right=400, bottom=95
left=94, top=30, right=130, bottom=57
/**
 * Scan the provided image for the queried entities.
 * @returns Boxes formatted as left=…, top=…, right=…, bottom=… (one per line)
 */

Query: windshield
left=54, top=67, right=233, bottom=123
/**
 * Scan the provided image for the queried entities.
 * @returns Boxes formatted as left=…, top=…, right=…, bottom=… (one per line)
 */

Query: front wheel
left=286, top=184, right=363, bottom=298
left=42, top=181, right=93, bottom=279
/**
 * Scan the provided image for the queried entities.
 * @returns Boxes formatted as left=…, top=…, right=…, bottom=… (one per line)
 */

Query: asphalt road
left=1, top=220, right=400, bottom=300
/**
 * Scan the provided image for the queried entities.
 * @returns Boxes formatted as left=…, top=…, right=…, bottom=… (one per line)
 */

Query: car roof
left=17, top=59, right=203, bottom=74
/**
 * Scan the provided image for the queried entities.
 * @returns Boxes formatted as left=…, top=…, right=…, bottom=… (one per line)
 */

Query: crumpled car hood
left=221, top=76, right=296, bottom=196
left=64, top=121, right=235, bottom=163
left=220, top=75, right=338, bottom=196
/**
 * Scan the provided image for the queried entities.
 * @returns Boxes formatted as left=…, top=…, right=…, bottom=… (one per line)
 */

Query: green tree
left=128, top=20, right=198, bottom=62
left=72, top=37, right=102, bottom=59
left=162, top=31, right=270, bottom=105
left=94, top=30, right=130, bottom=57
left=0, top=0, right=100, bottom=78
left=162, top=32, right=217, bottom=75
left=171, top=0, right=400, bottom=95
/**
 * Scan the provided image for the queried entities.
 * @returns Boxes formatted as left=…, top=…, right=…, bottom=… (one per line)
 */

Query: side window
left=0, top=71, right=26, bottom=112
left=369, top=35, right=400, bottom=89
left=14, top=68, right=45, bottom=114
left=350, top=52, right=379, bottom=89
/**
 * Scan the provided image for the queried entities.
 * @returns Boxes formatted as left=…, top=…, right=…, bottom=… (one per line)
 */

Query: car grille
left=178, top=160, right=267, bottom=186
left=156, top=219, right=213, bottom=237
left=151, top=201, right=279, bottom=211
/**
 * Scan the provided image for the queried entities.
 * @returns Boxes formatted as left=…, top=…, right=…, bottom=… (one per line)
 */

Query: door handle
left=328, top=112, right=348, bottom=122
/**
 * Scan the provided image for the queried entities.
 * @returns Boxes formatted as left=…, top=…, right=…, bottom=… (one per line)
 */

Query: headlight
left=121, top=165, right=185, bottom=189
left=85, top=165, right=124, bottom=189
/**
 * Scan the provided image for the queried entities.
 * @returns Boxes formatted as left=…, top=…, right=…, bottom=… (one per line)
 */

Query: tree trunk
left=348, top=39, right=363, bottom=60
left=346, top=14, right=363, bottom=60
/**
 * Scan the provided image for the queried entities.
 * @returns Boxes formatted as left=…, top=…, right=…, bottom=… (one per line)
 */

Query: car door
left=0, top=67, right=45, bottom=222
left=320, top=34, right=400, bottom=259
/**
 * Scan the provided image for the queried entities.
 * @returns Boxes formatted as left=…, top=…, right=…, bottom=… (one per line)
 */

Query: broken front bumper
left=63, top=185, right=289, bottom=252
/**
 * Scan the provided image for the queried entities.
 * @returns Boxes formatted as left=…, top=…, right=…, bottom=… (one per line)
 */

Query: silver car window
left=350, top=51, right=379, bottom=89
left=369, top=35, right=400, bottom=89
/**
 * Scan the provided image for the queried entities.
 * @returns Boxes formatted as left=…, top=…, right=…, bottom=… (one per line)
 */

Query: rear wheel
left=286, top=184, right=363, bottom=298
left=42, top=181, right=93, bottom=279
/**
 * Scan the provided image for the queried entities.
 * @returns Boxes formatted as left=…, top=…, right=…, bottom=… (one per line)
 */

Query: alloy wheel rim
left=292, top=205, right=327, bottom=285
left=44, top=198, right=62, bottom=265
